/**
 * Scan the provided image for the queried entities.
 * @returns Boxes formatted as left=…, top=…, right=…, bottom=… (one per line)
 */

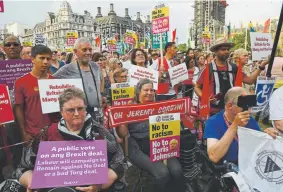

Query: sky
left=0, top=0, right=283, bottom=44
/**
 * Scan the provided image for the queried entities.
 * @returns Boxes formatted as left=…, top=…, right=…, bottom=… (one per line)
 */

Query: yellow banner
left=107, top=39, right=116, bottom=45
left=22, top=42, right=33, bottom=46
left=66, top=32, right=78, bottom=38
left=150, top=120, right=180, bottom=140
left=65, top=47, right=73, bottom=52
left=152, top=6, right=169, bottom=20
left=111, top=87, right=135, bottom=101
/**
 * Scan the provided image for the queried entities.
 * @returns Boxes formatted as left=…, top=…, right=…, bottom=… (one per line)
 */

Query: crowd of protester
left=0, top=34, right=282, bottom=192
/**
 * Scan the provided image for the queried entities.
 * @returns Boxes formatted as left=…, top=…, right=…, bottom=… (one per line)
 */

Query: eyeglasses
left=4, top=43, right=20, bottom=47
left=136, top=54, right=145, bottom=57
left=63, top=107, right=86, bottom=115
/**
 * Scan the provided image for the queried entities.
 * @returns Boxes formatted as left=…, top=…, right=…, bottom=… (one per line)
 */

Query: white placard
left=38, top=79, right=84, bottom=114
left=34, top=34, right=47, bottom=46
left=168, top=63, right=189, bottom=86
left=128, top=65, right=158, bottom=90
left=250, top=32, right=273, bottom=61
left=149, top=113, right=180, bottom=124
left=251, top=76, right=276, bottom=113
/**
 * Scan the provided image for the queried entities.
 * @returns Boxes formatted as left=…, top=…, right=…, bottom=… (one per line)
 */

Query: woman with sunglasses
left=49, top=47, right=65, bottom=74
left=16, top=88, right=124, bottom=192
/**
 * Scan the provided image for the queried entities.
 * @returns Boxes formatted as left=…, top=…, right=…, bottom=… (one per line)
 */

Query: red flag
left=235, top=60, right=243, bottom=87
left=95, top=36, right=101, bottom=47
left=172, top=29, right=177, bottom=42
left=0, top=0, right=4, bottom=12
left=199, top=65, right=210, bottom=118
left=263, top=18, right=271, bottom=33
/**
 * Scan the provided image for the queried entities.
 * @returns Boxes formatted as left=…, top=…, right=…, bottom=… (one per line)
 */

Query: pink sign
left=108, top=44, right=116, bottom=52
left=67, top=38, right=77, bottom=46
left=124, top=36, right=135, bottom=45
left=0, top=0, right=4, bottom=12
left=150, top=136, right=180, bottom=162
left=152, top=17, right=170, bottom=34
left=31, top=140, right=108, bottom=189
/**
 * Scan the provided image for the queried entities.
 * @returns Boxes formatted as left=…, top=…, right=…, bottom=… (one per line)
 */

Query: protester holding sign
left=150, top=42, right=179, bottom=101
left=54, top=38, right=103, bottom=124
left=117, top=79, right=184, bottom=192
left=16, top=88, right=124, bottom=192
left=195, top=39, right=269, bottom=116
left=130, top=48, right=148, bottom=68
left=14, top=45, right=56, bottom=146
left=204, top=87, right=278, bottom=164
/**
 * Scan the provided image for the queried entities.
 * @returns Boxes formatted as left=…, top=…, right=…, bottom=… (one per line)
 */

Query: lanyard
left=223, top=113, right=238, bottom=142
left=77, top=61, right=100, bottom=108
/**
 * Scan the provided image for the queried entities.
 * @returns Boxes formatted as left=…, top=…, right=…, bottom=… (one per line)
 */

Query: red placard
left=124, top=36, right=135, bottom=45
left=152, top=17, right=170, bottom=34
left=108, top=97, right=196, bottom=127
left=0, top=0, right=4, bottom=13
left=0, top=84, right=14, bottom=124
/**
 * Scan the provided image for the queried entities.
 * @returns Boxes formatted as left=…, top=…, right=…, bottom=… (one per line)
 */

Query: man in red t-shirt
left=194, top=39, right=269, bottom=115
left=14, top=45, right=53, bottom=145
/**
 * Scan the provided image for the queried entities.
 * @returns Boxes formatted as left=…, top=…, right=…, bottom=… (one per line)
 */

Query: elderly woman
left=16, top=88, right=124, bottom=192
left=130, top=48, right=147, bottom=68
left=117, top=79, right=184, bottom=192
left=113, top=68, right=128, bottom=83
left=233, top=48, right=255, bottom=93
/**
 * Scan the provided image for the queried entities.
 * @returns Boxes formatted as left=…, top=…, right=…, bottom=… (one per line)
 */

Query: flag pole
left=266, top=2, right=283, bottom=78
left=244, top=27, right=248, bottom=50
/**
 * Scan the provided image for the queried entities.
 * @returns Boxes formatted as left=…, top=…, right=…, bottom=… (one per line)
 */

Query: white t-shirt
left=269, top=86, right=283, bottom=135
left=150, top=58, right=175, bottom=95
left=269, top=86, right=283, bottom=121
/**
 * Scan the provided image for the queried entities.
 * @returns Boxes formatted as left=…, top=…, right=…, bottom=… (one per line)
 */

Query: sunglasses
left=4, top=43, right=20, bottom=47
left=52, top=51, right=58, bottom=54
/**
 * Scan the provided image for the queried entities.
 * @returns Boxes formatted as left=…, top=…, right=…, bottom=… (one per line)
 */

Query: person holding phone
left=204, top=87, right=278, bottom=165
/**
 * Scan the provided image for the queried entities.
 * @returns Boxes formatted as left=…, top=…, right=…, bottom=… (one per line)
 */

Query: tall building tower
left=191, top=0, right=228, bottom=49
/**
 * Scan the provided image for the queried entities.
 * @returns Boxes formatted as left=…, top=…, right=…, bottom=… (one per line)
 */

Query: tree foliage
left=231, top=31, right=251, bottom=52
left=177, top=43, right=187, bottom=53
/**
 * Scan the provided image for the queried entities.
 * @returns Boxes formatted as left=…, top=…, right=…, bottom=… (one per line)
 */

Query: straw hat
left=209, top=37, right=234, bottom=52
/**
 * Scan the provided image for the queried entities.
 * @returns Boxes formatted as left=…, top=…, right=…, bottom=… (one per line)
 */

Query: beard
left=218, top=54, right=229, bottom=62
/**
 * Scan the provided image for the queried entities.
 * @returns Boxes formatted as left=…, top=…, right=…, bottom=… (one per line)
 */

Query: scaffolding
left=191, top=0, right=227, bottom=49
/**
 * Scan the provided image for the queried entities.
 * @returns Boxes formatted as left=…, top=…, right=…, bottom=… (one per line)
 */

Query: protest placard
left=38, top=79, right=84, bottom=114
left=34, top=34, right=47, bottom=46
left=251, top=76, right=276, bottom=113
left=108, top=97, right=195, bottom=127
left=31, top=140, right=108, bottom=189
left=111, top=82, right=135, bottom=106
left=0, top=0, right=4, bottom=12
left=0, top=84, right=14, bottom=124
left=151, top=32, right=168, bottom=49
left=151, top=6, right=170, bottom=34
left=168, top=63, right=188, bottom=86
left=250, top=32, right=273, bottom=61
left=149, top=113, right=180, bottom=162
left=0, top=59, right=33, bottom=90
left=128, top=65, right=158, bottom=90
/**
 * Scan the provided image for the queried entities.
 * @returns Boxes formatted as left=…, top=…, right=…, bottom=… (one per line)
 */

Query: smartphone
left=237, top=95, right=257, bottom=111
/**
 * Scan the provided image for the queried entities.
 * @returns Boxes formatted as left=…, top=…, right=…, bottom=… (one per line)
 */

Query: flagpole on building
left=266, top=2, right=283, bottom=77
left=244, top=27, right=248, bottom=50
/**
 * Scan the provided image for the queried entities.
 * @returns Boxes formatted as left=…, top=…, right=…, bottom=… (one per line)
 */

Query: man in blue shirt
left=204, top=87, right=278, bottom=164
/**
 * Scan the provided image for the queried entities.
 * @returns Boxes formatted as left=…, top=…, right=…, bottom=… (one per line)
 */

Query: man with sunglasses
left=2, top=35, right=22, bottom=60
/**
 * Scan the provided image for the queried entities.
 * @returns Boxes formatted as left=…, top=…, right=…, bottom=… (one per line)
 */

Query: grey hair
left=74, top=37, right=91, bottom=49
left=59, top=87, right=87, bottom=109
left=134, top=79, right=154, bottom=103
left=224, top=87, right=248, bottom=105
